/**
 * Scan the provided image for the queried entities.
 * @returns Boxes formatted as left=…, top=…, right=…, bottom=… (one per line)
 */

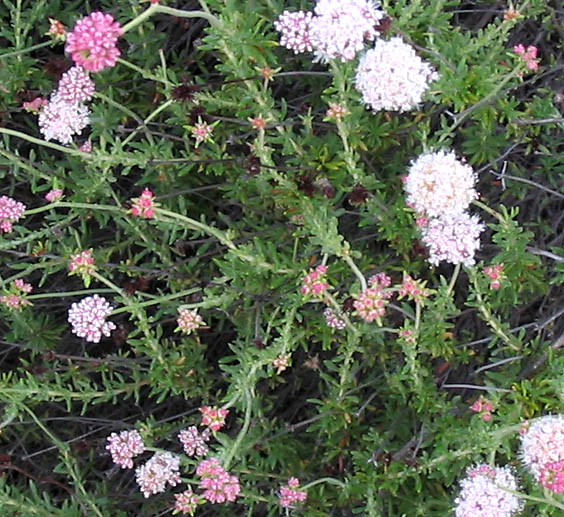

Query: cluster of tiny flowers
left=106, top=430, right=146, bottom=469
left=178, top=426, right=210, bottom=457
left=301, top=265, right=330, bottom=296
left=274, top=11, right=314, bottom=54
left=174, top=487, right=202, bottom=515
left=65, top=12, right=123, bottom=72
left=200, top=406, right=229, bottom=432
left=67, top=294, right=116, bottom=343
left=325, top=103, right=350, bottom=120
left=176, top=308, right=205, bottom=335
left=368, top=272, right=392, bottom=288
left=353, top=283, right=393, bottom=324
left=513, top=44, right=540, bottom=71
left=404, top=151, right=478, bottom=218
left=454, top=464, right=523, bottom=517
left=355, top=37, right=438, bottom=112
left=539, top=460, right=564, bottom=493
left=190, top=120, right=216, bottom=147
left=196, top=458, right=241, bottom=504
left=470, top=397, right=495, bottom=422
left=273, top=353, right=291, bottom=374
left=324, top=307, right=346, bottom=329
left=23, top=97, right=48, bottom=113
left=397, top=273, right=431, bottom=302
left=484, top=264, right=505, bottom=290
left=0, top=195, right=26, bottom=233
left=136, top=452, right=181, bottom=498
left=48, top=18, right=66, bottom=41
left=130, top=188, right=157, bottom=218
left=56, top=66, right=95, bottom=104
left=68, top=249, right=96, bottom=277
left=45, top=189, right=63, bottom=202
left=38, top=94, right=90, bottom=144
left=279, top=477, right=307, bottom=508
left=80, top=140, right=92, bottom=152
left=521, top=415, right=564, bottom=482
left=0, top=279, right=33, bottom=311
left=421, top=212, right=485, bottom=267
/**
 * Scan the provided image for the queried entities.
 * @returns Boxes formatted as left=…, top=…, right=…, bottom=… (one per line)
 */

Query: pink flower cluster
left=65, top=12, right=123, bottom=72
left=0, top=195, right=26, bottom=233
left=513, top=44, right=540, bottom=71
left=539, top=460, right=564, bottom=493
left=0, top=279, right=33, bottom=311
left=67, top=294, right=116, bottom=343
left=484, top=264, right=504, bottom=290
left=106, top=430, right=146, bottom=469
left=397, top=273, right=431, bottom=302
left=23, top=97, right=48, bottom=113
left=200, top=406, right=229, bottom=432
left=301, top=265, right=329, bottom=297
left=190, top=120, right=216, bottom=147
left=174, top=487, right=202, bottom=515
left=279, top=477, right=307, bottom=508
left=470, top=398, right=495, bottom=422
left=353, top=280, right=393, bottom=324
left=323, top=307, right=346, bottom=329
left=136, top=452, right=181, bottom=498
left=57, top=66, right=95, bottom=104
left=130, top=188, right=157, bottom=218
left=176, top=308, right=205, bottom=335
left=45, top=189, right=64, bottom=202
left=38, top=94, right=90, bottom=144
left=47, top=18, right=66, bottom=41
left=273, top=353, right=291, bottom=374
left=274, top=11, right=314, bottom=54
left=196, top=458, right=241, bottom=504
left=68, top=249, right=96, bottom=277
left=178, top=426, right=210, bottom=457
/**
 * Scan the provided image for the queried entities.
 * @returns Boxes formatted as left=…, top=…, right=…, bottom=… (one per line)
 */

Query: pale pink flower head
left=174, top=487, right=202, bottom=515
left=67, top=294, right=116, bottom=343
left=176, top=308, right=205, bottom=335
left=0, top=279, right=33, bottom=311
left=484, top=264, right=505, bottom=290
left=56, top=66, right=95, bottom=104
left=368, top=272, right=391, bottom=288
left=513, top=44, right=540, bottom=71
left=421, top=212, right=485, bottom=267
left=196, top=458, right=240, bottom=504
left=130, top=188, right=157, bottom=218
left=190, top=119, right=216, bottom=147
left=301, top=265, right=330, bottom=297
left=355, top=37, right=438, bottom=112
left=65, top=12, right=123, bottom=72
left=135, top=451, right=181, bottom=498
left=0, top=195, right=26, bottom=233
left=48, top=18, right=67, bottom=41
left=279, top=477, right=307, bottom=508
left=521, top=415, right=564, bottom=482
left=178, top=426, right=210, bottom=457
left=80, top=140, right=92, bottom=153
left=454, top=464, right=523, bottom=517
left=23, top=97, right=48, bottom=113
left=323, top=307, right=346, bottom=330
left=353, top=283, right=392, bottom=324
left=539, top=460, right=564, bottom=494
left=38, top=94, right=90, bottom=144
left=45, top=188, right=64, bottom=202
left=68, top=249, right=96, bottom=286
left=200, top=406, right=229, bottom=432
left=397, top=273, right=431, bottom=302
left=273, top=353, right=291, bottom=374
left=106, top=430, right=145, bottom=469
left=310, top=0, right=384, bottom=62
left=274, top=10, right=314, bottom=54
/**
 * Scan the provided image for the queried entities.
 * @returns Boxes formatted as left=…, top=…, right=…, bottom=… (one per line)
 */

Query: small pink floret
left=200, top=406, right=229, bottom=431
left=130, top=189, right=156, bottom=219
left=279, top=477, right=307, bottom=508
left=0, top=195, right=26, bottom=233
left=45, top=189, right=64, bottom=202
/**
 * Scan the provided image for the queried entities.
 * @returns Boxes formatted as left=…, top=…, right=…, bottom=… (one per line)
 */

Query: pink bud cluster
left=45, top=189, right=64, bottom=202
left=106, top=430, right=146, bottom=469
left=130, top=188, right=157, bottom=218
left=397, top=273, right=431, bottom=301
left=0, top=195, right=26, bottom=233
left=67, top=294, right=116, bottom=343
left=323, top=307, right=346, bottom=329
left=65, top=12, right=123, bottom=72
left=513, top=44, right=540, bottom=71
left=483, top=264, right=504, bottom=290
left=48, top=18, right=67, bottom=41
left=470, top=398, right=495, bottom=422
left=353, top=277, right=393, bottom=324
left=200, top=406, right=229, bottom=432
left=136, top=452, right=181, bottom=498
left=273, top=353, right=291, bottom=374
left=279, top=477, right=307, bottom=508
left=178, top=426, right=210, bottom=457
left=68, top=249, right=96, bottom=277
left=176, top=308, right=205, bottom=335
left=190, top=120, right=216, bottom=147
left=301, top=265, right=329, bottom=296
left=23, top=97, right=48, bottom=113
left=196, top=458, right=241, bottom=504
left=174, top=487, right=202, bottom=515
left=539, top=460, right=564, bottom=493
left=0, top=279, right=33, bottom=310
left=56, top=66, right=95, bottom=104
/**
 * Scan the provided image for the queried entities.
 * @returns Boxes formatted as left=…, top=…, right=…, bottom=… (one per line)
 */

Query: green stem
left=28, top=289, right=115, bottom=300
left=341, top=254, right=367, bottom=291
left=0, top=40, right=53, bottom=60
left=111, top=287, right=201, bottom=316
left=25, top=201, right=120, bottom=217
left=121, top=99, right=174, bottom=147
left=302, top=477, right=346, bottom=490
left=473, top=199, right=505, bottom=223
left=223, top=388, right=252, bottom=470
left=0, top=127, right=89, bottom=158
left=446, top=263, right=461, bottom=296
left=116, top=58, right=173, bottom=86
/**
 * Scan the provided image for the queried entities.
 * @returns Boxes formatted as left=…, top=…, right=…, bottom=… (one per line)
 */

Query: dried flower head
left=454, top=464, right=523, bottom=517
left=355, top=37, right=438, bottom=112
left=106, top=430, right=146, bottom=469
left=0, top=195, right=26, bottom=233
left=135, top=452, right=181, bottom=498
left=274, top=10, right=314, bottom=54
left=310, top=0, right=384, bottom=62
left=38, top=94, right=90, bottom=144
left=65, top=11, right=123, bottom=72
left=56, top=66, right=95, bottom=104
left=67, top=294, right=116, bottom=343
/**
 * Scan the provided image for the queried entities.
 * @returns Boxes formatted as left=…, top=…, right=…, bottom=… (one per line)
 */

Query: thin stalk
left=0, top=40, right=53, bottom=60
left=223, top=389, right=252, bottom=470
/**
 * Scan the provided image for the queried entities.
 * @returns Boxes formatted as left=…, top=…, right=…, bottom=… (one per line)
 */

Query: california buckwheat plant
left=1, top=0, right=564, bottom=515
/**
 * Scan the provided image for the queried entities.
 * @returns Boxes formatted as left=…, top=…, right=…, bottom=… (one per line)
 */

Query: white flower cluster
left=67, top=294, right=116, bottom=343
left=521, top=414, right=564, bottom=478
left=454, top=464, right=523, bottom=517
left=355, top=37, right=438, bottom=112
left=404, top=151, right=484, bottom=266
left=135, top=452, right=181, bottom=498
left=38, top=66, right=94, bottom=144
left=275, top=0, right=384, bottom=62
